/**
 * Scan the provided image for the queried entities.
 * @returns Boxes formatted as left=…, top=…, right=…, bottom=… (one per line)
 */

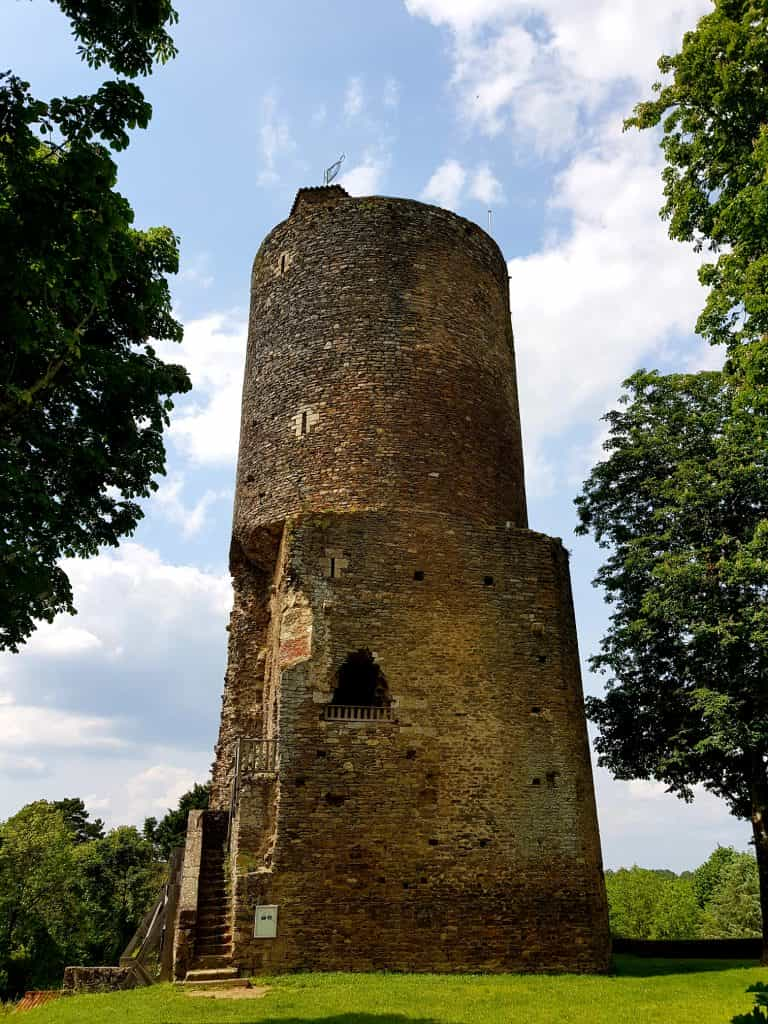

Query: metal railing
left=321, top=704, right=393, bottom=722
left=236, top=736, right=278, bottom=775
left=227, top=737, right=278, bottom=850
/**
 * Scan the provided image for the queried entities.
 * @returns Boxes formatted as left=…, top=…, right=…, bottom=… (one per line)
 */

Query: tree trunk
left=750, top=777, right=768, bottom=965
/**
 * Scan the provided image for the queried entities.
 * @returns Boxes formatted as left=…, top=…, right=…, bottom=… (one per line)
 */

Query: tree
left=625, top=0, right=768, bottom=358
left=0, top=799, right=167, bottom=998
left=604, top=866, right=701, bottom=940
left=53, top=797, right=105, bottom=844
left=76, top=826, right=162, bottom=965
left=701, top=853, right=762, bottom=938
left=0, top=802, right=82, bottom=998
left=143, top=782, right=210, bottom=859
left=0, top=0, right=190, bottom=652
left=692, top=845, right=742, bottom=908
left=576, top=369, right=768, bottom=959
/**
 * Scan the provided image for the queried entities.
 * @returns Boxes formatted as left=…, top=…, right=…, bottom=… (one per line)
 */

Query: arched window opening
left=331, top=649, right=390, bottom=708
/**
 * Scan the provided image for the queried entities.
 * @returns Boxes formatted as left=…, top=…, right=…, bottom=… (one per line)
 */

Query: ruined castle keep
left=173, top=186, right=610, bottom=979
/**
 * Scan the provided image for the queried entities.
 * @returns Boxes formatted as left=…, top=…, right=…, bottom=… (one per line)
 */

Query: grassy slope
left=11, top=958, right=766, bottom=1024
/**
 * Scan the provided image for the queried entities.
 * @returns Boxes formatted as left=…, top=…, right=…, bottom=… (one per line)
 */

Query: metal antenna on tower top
left=488, top=209, right=493, bottom=233
left=324, top=153, right=345, bottom=185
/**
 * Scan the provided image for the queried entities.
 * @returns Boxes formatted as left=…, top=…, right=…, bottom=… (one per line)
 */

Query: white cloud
left=125, top=763, right=199, bottom=821
left=420, top=158, right=467, bottom=210
left=0, top=543, right=230, bottom=823
left=421, top=158, right=506, bottom=211
left=339, top=154, right=388, bottom=196
left=158, top=313, right=246, bottom=467
left=404, top=0, right=711, bottom=151
left=0, top=542, right=230, bottom=675
left=344, top=76, right=365, bottom=118
left=0, top=691, right=125, bottom=751
left=511, top=120, right=705, bottom=483
left=179, top=252, right=213, bottom=290
left=55, top=542, right=231, bottom=647
left=468, top=162, right=504, bottom=204
left=257, top=92, right=296, bottom=186
left=26, top=626, right=102, bottom=657
left=594, top=767, right=751, bottom=871
left=0, top=752, right=47, bottom=778
left=154, top=473, right=230, bottom=538
left=383, top=76, right=400, bottom=108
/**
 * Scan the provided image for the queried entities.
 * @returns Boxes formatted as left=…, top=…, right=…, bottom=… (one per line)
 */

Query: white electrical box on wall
left=254, top=905, right=278, bottom=939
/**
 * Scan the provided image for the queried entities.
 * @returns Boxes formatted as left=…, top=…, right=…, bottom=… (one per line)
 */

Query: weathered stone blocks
left=203, top=187, right=610, bottom=975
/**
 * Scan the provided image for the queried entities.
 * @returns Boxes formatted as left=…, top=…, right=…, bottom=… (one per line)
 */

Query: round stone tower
left=183, top=186, right=610, bottom=980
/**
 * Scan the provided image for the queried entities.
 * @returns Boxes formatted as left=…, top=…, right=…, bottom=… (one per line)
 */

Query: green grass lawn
left=8, top=957, right=766, bottom=1024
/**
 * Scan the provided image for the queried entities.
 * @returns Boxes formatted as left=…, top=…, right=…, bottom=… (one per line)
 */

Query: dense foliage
left=0, top=801, right=157, bottom=999
left=625, top=0, right=768, bottom=357
left=605, top=848, right=761, bottom=940
left=577, top=369, right=768, bottom=955
left=0, top=0, right=189, bottom=652
left=143, top=782, right=210, bottom=859
left=0, top=784, right=205, bottom=1001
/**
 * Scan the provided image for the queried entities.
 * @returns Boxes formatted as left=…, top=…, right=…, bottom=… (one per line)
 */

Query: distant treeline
left=0, top=786, right=209, bottom=1001
left=605, top=847, right=760, bottom=940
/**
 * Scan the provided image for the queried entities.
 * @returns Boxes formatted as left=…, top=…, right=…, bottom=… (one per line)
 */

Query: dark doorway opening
left=331, top=649, right=390, bottom=707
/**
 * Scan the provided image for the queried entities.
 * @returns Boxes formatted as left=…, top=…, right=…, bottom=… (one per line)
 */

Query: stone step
left=184, top=968, right=239, bottom=983
left=196, top=940, right=233, bottom=952
left=180, top=978, right=250, bottom=990
left=195, top=925, right=231, bottom=937
left=197, top=920, right=230, bottom=932
left=195, top=946, right=233, bottom=959
left=192, top=953, right=233, bottom=968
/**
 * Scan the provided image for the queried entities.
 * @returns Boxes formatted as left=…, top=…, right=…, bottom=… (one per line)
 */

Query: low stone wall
left=173, top=809, right=204, bottom=980
left=613, top=937, right=762, bottom=959
left=62, top=966, right=140, bottom=994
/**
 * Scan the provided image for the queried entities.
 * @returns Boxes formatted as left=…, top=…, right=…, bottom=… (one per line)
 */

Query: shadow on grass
left=218, top=1018, right=452, bottom=1024
left=614, top=955, right=760, bottom=978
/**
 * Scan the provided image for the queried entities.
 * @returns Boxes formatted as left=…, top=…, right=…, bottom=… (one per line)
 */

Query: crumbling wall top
left=290, top=185, right=349, bottom=217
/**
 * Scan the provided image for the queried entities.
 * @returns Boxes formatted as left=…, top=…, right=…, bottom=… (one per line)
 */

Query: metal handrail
left=237, top=736, right=278, bottom=774
left=227, top=737, right=277, bottom=849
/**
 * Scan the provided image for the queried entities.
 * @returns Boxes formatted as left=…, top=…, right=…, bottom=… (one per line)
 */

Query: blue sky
left=1, top=0, right=748, bottom=870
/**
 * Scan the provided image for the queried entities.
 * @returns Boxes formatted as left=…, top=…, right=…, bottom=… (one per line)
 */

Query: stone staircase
left=184, top=815, right=241, bottom=985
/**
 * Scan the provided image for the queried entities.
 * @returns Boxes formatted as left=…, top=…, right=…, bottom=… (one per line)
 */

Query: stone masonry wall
left=206, top=188, right=610, bottom=975
left=233, top=190, right=528, bottom=555
left=228, top=509, right=610, bottom=973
